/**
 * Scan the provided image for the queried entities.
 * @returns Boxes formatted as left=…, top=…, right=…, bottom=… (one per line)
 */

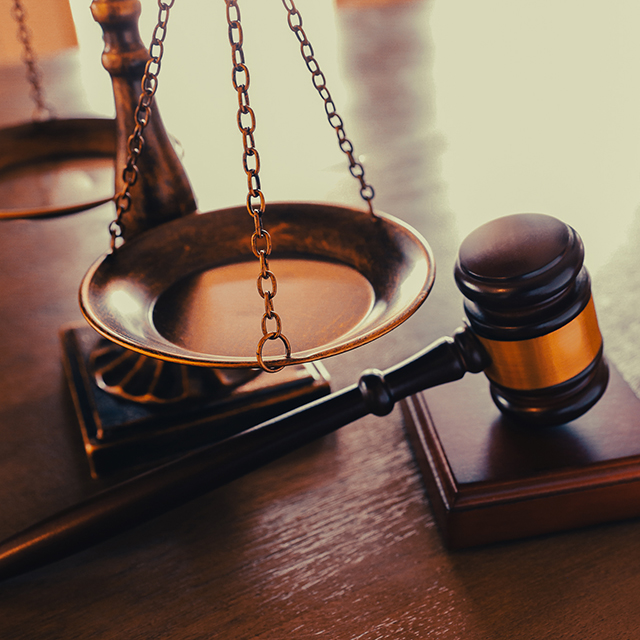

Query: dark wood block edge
left=401, top=367, right=640, bottom=549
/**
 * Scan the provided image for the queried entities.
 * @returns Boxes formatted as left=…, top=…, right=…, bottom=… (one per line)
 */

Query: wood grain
left=403, top=366, right=640, bottom=548
left=2, top=1, right=640, bottom=638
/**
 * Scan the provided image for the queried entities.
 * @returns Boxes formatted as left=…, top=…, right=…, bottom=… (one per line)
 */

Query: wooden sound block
left=401, top=363, right=640, bottom=549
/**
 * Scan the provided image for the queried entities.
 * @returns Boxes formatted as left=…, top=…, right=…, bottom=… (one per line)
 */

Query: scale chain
left=281, top=0, right=375, bottom=215
left=110, top=0, right=175, bottom=251
left=226, top=0, right=292, bottom=373
left=11, top=0, right=55, bottom=121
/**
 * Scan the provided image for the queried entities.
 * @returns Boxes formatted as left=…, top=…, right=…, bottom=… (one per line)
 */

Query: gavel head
left=454, top=213, right=609, bottom=426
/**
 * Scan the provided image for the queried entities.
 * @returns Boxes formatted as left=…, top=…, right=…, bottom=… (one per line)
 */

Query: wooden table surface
left=2, top=1, right=640, bottom=637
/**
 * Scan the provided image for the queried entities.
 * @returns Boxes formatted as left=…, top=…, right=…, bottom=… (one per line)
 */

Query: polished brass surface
left=90, top=0, right=197, bottom=241
left=84, top=0, right=199, bottom=403
left=0, top=117, right=115, bottom=219
left=478, top=296, right=603, bottom=390
left=80, top=202, right=435, bottom=369
left=108, top=0, right=178, bottom=251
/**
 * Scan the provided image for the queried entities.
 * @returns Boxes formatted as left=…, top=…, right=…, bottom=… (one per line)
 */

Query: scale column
left=90, top=0, right=197, bottom=240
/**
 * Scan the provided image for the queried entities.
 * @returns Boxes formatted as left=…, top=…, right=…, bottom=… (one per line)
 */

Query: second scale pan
left=0, top=117, right=115, bottom=219
left=80, top=202, right=435, bottom=369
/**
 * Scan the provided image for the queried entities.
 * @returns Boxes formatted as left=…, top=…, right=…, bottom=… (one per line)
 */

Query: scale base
left=61, top=326, right=331, bottom=478
left=401, top=364, right=640, bottom=549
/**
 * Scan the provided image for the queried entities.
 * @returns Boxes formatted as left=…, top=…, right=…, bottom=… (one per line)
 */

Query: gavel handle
left=0, top=326, right=488, bottom=581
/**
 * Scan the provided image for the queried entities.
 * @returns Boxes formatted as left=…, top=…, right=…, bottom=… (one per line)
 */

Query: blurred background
left=3, top=0, right=639, bottom=271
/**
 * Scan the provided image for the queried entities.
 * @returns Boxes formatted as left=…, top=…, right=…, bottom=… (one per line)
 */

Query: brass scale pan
left=0, top=117, right=115, bottom=219
left=80, top=202, right=435, bottom=370
left=0, top=118, right=434, bottom=366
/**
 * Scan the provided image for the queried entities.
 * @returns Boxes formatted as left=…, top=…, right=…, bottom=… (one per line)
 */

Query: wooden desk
left=2, top=1, right=640, bottom=637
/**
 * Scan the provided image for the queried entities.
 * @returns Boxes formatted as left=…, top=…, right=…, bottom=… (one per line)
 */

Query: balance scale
left=4, top=0, right=640, bottom=550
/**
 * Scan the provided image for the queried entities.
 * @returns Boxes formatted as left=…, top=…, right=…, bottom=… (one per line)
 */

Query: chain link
left=11, top=0, right=55, bottom=121
left=281, top=0, right=375, bottom=215
left=225, top=0, right=291, bottom=373
left=110, top=0, right=176, bottom=252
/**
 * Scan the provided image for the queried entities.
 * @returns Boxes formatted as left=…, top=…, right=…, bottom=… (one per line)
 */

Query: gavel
left=454, top=211, right=608, bottom=425
left=362, top=211, right=608, bottom=427
left=0, top=212, right=609, bottom=580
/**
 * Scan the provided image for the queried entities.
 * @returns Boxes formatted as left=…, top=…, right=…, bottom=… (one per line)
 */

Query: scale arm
left=0, top=326, right=489, bottom=582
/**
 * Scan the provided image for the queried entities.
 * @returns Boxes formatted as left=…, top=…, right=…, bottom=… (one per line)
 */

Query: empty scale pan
left=80, top=202, right=435, bottom=369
